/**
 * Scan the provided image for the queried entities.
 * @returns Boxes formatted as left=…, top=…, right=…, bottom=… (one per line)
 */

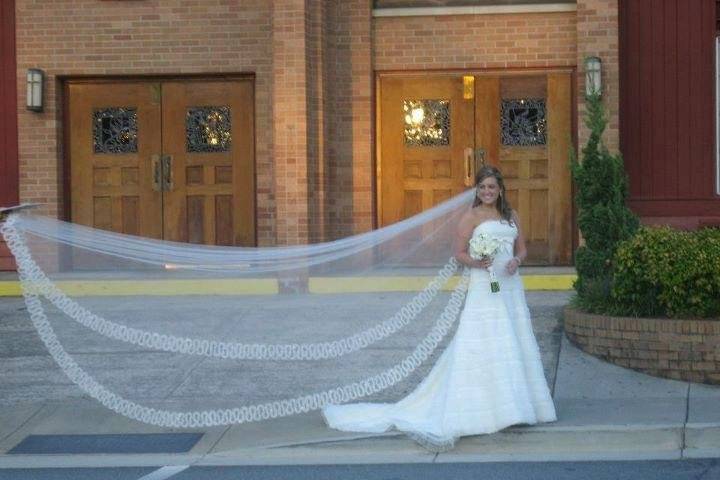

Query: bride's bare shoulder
left=457, top=209, right=478, bottom=234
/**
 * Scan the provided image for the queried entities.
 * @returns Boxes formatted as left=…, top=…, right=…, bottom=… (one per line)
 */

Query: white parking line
left=137, top=465, right=190, bottom=480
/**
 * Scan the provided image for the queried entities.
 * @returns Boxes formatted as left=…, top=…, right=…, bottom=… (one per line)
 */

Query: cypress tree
left=570, top=92, right=639, bottom=311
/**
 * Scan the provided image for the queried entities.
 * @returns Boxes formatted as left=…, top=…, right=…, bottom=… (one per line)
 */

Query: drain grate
left=8, top=433, right=203, bottom=454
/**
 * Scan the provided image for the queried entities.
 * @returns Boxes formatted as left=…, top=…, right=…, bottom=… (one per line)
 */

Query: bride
left=322, top=165, right=558, bottom=451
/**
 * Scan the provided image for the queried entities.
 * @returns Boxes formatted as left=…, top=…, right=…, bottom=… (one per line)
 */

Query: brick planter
left=564, top=306, right=720, bottom=384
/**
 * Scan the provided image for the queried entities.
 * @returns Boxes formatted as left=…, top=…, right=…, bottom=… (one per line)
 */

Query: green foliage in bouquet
left=611, top=227, right=720, bottom=318
left=570, top=92, right=639, bottom=312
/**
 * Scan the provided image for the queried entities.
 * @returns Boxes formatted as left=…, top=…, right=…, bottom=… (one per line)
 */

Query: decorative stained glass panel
left=93, top=107, right=138, bottom=154
left=186, top=106, right=232, bottom=153
left=403, top=99, right=450, bottom=147
left=501, top=99, right=547, bottom=146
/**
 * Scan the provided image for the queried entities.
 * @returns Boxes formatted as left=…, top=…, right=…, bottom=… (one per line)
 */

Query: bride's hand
left=505, top=257, right=520, bottom=275
left=473, top=256, right=492, bottom=270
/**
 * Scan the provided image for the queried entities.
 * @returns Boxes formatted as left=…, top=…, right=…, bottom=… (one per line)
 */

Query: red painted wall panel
left=0, top=0, right=18, bottom=270
left=0, top=0, right=18, bottom=208
left=620, top=0, right=719, bottom=223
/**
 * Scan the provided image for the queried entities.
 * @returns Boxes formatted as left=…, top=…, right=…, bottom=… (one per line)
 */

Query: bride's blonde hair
left=472, top=165, right=514, bottom=224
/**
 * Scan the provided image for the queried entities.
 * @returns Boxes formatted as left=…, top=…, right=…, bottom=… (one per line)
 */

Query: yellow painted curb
left=310, top=275, right=576, bottom=293
left=0, top=275, right=576, bottom=296
left=0, top=281, right=22, bottom=296
left=0, top=279, right=279, bottom=296
left=522, top=274, right=576, bottom=291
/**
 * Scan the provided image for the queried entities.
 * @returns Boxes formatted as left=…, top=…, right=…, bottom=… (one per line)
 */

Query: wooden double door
left=67, top=78, right=255, bottom=246
left=379, top=73, right=573, bottom=265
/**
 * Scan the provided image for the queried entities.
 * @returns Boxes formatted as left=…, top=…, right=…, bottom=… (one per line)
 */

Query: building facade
left=0, top=0, right=718, bottom=270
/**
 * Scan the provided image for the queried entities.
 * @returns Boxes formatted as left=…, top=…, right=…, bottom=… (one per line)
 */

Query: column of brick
left=306, top=0, right=327, bottom=243
left=273, top=0, right=310, bottom=245
left=324, top=0, right=374, bottom=240
left=577, top=0, right=620, bottom=153
left=349, top=0, right=374, bottom=235
left=324, top=1, right=349, bottom=240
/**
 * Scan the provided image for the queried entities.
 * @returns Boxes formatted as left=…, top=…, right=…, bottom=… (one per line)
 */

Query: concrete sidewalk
left=0, top=290, right=719, bottom=468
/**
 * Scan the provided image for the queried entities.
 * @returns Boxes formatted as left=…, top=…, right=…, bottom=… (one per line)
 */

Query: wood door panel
left=474, top=74, right=572, bottom=265
left=215, top=195, right=234, bottom=246
left=478, top=76, right=548, bottom=263
left=433, top=189, right=452, bottom=204
left=186, top=196, right=205, bottom=244
left=68, top=82, right=162, bottom=239
left=500, top=76, right=547, bottom=99
left=379, top=76, right=474, bottom=226
left=403, top=190, right=423, bottom=219
left=161, top=80, right=255, bottom=246
left=69, top=78, right=256, bottom=249
left=529, top=189, right=549, bottom=241
left=92, top=197, right=112, bottom=231
left=403, top=178, right=467, bottom=190
left=474, top=76, right=501, bottom=168
left=121, top=196, right=140, bottom=235
left=380, top=72, right=572, bottom=265
left=529, top=159, right=548, bottom=179
left=547, top=73, right=573, bottom=265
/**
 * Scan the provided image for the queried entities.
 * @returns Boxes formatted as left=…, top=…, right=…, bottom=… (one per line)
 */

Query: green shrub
left=570, top=91, right=639, bottom=312
left=611, top=227, right=720, bottom=318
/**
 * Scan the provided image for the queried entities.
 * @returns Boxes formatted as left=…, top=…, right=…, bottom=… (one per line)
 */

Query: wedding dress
left=321, top=219, right=558, bottom=451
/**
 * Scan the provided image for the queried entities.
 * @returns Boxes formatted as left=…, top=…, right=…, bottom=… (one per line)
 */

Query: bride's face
left=476, top=176, right=500, bottom=206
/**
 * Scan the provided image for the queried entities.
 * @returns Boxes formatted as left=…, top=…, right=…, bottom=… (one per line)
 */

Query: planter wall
left=564, top=306, right=720, bottom=384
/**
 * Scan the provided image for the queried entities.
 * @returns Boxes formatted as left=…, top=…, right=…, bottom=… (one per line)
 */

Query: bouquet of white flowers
left=468, top=232, right=502, bottom=293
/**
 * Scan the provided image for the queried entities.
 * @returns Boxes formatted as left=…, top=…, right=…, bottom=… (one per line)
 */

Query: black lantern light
left=584, top=56, right=602, bottom=98
left=26, top=69, right=45, bottom=112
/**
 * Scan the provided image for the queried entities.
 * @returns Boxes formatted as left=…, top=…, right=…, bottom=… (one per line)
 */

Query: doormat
left=8, top=433, right=203, bottom=454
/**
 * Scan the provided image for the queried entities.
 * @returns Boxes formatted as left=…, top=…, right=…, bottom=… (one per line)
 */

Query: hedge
left=610, top=226, right=720, bottom=319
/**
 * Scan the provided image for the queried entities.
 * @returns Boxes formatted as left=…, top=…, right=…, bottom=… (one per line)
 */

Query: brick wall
left=14, top=0, right=376, bottom=246
left=373, top=12, right=577, bottom=70
left=13, top=2, right=617, bottom=249
left=375, top=0, right=575, bottom=6
left=576, top=0, right=620, bottom=152
left=15, top=0, right=276, bottom=244
left=565, top=307, right=720, bottom=384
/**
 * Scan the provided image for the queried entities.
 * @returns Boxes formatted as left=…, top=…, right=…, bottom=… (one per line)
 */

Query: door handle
left=463, top=147, right=474, bottom=187
left=463, top=148, right=486, bottom=187
left=161, top=154, right=173, bottom=191
left=475, top=148, right=486, bottom=172
left=151, top=155, right=161, bottom=192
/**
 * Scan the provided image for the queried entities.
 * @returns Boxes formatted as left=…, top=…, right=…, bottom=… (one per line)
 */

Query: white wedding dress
left=321, top=219, right=558, bottom=451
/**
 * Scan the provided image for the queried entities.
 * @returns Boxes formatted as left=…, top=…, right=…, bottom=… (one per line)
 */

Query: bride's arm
left=453, top=213, right=485, bottom=269
left=511, top=210, right=527, bottom=264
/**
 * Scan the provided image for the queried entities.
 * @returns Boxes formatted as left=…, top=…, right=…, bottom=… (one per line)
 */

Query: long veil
left=1, top=189, right=476, bottom=428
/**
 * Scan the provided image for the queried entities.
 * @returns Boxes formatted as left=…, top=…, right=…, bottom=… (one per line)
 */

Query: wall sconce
left=26, top=69, right=44, bottom=112
left=584, top=56, right=602, bottom=97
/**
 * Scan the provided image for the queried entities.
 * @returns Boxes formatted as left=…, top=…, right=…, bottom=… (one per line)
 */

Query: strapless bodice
left=471, top=219, right=517, bottom=257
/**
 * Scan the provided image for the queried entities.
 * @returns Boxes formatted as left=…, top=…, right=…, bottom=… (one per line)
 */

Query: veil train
left=1, top=189, right=480, bottom=429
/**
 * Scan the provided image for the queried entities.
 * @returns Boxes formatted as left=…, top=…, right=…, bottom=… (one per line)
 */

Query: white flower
left=468, top=233, right=502, bottom=260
